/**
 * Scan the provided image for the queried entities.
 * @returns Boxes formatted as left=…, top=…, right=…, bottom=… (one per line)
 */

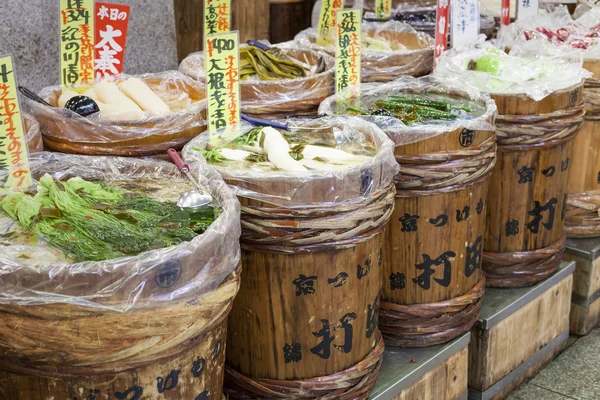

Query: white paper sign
left=517, top=0, right=539, bottom=20
left=451, top=0, right=480, bottom=48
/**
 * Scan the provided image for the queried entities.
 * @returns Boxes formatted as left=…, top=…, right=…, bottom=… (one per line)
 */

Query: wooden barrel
left=28, top=72, right=207, bottom=157
left=183, top=117, right=396, bottom=398
left=376, top=89, right=496, bottom=347
left=0, top=154, right=241, bottom=399
left=565, top=60, right=600, bottom=238
left=483, top=83, right=585, bottom=287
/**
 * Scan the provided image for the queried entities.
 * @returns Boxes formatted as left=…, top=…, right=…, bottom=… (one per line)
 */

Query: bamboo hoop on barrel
left=484, top=83, right=583, bottom=287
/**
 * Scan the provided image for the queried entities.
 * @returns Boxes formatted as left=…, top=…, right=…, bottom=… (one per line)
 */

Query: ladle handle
left=246, top=40, right=270, bottom=50
left=241, top=113, right=288, bottom=130
left=168, top=148, right=190, bottom=173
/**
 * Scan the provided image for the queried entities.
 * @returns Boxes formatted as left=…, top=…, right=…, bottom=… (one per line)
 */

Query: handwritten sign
left=375, top=0, right=392, bottom=19
left=336, top=9, right=361, bottom=111
left=317, top=0, right=345, bottom=45
left=501, top=0, right=510, bottom=25
left=204, top=0, right=231, bottom=41
left=516, top=0, right=539, bottom=20
left=94, top=2, right=130, bottom=79
left=451, top=0, right=480, bottom=48
left=0, top=56, right=32, bottom=191
left=205, top=31, right=240, bottom=143
left=60, top=0, right=94, bottom=87
left=434, top=0, right=449, bottom=60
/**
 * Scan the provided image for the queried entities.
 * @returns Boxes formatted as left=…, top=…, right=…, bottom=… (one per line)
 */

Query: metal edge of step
left=369, top=333, right=471, bottom=400
left=565, top=238, right=600, bottom=261
left=467, top=328, right=569, bottom=400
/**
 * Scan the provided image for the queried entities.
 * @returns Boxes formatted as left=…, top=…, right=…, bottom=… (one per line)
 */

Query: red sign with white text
left=94, top=2, right=130, bottom=79
left=501, top=0, right=510, bottom=26
left=434, top=0, right=449, bottom=60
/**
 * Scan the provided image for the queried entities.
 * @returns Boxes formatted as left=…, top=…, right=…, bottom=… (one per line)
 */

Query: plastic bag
left=179, top=43, right=335, bottom=116
left=27, top=71, right=207, bottom=157
left=319, top=75, right=497, bottom=146
left=0, top=152, right=241, bottom=312
left=294, top=20, right=434, bottom=82
left=182, top=117, right=399, bottom=208
left=434, top=37, right=591, bottom=101
left=23, top=113, right=43, bottom=153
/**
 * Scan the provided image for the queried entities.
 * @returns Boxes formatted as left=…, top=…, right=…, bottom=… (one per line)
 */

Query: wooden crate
left=369, top=333, right=469, bottom=400
left=468, top=262, right=575, bottom=400
left=563, top=238, right=600, bottom=335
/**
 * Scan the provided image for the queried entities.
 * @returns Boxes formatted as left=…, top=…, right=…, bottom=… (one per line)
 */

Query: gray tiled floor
left=507, top=327, right=600, bottom=400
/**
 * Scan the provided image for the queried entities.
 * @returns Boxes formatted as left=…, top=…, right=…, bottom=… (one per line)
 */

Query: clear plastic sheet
left=370, top=4, right=495, bottom=38
left=182, top=117, right=399, bottom=208
left=0, top=152, right=241, bottom=312
left=499, top=6, right=600, bottom=58
left=27, top=71, right=207, bottom=156
left=178, top=43, right=335, bottom=116
left=294, top=20, right=435, bottom=81
left=23, top=113, right=43, bottom=153
left=434, top=37, right=591, bottom=101
left=318, top=75, right=497, bottom=146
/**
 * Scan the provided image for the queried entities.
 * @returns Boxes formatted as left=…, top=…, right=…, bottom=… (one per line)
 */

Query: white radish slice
left=219, top=148, right=252, bottom=161
left=95, top=80, right=142, bottom=112
left=118, top=78, right=171, bottom=117
left=58, top=90, right=79, bottom=108
left=262, top=127, right=307, bottom=172
left=82, top=88, right=99, bottom=100
left=302, top=145, right=371, bottom=163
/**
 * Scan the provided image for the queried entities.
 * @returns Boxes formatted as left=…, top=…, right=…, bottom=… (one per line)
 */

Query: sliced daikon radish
left=262, top=127, right=307, bottom=172
left=95, top=80, right=142, bottom=112
left=82, top=88, right=99, bottom=100
left=239, top=144, right=265, bottom=154
left=302, top=145, right=371, bottom=163
left=300, top=158, right=352, bottom=171
left=58, top=90, right=79, bottom=108
left=118, top=78, right=171, bottom=117
left=219, top=148, right=252, bottom=161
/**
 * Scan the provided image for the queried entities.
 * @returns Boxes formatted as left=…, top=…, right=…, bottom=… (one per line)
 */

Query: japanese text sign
left=434, top=0, right=449, bottom=59
left=318, top=0, right=345, bottom=45
left=94, top=2, right=130, bottom=79
left=517, top=0, right=538, bottom=20
left=501, top=0, right=510, bottom=25
left=376, top=0, right=392, bottom=19
left=60, top=0, right=94, bottom=87
left=451, top=0, right=480, bottom=48
left=336, top=9, right=361, bottom=106
left=205, top=31, right=240, bottom=143
left=0, top=56, right=32, bottom=191
left=204, top=0, right=231, bottom=41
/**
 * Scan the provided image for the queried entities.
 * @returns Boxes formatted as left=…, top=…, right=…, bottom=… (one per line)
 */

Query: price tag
left=451, top=0, right=480, bottom=48
left=516, top=0, right=538, bottom=20
left=317, top=0, right=345, bottom=45
left=204, top=0, right=231, bottom=41
left=94, top=2, right=130, bottom=79
left=205, top=31, right=240, bottom=144
left=434, top=0, right=449, bottom=60
left=0, top=56, right=32, bottom=191
left=375, top=0, right=392, bottom=19
left=60, top=0, right=94, bottom=87
left=501, top=0, right=510, bottom=25
left=336, top=9, right=361, bottom=109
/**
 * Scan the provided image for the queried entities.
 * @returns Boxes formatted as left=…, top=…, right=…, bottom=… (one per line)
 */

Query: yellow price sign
left=205, top=31, right=241, bottom=145
left=376, top=0, right=393, bottom=19
left=317, top=0, right=345, bottom=45
left=60, top=0, right=94, bottom=87
left=0, top=55, right=32, bottom=191
left=335, top=9, right=361, bottom=109
left=204, top=0, right=232, bottom=44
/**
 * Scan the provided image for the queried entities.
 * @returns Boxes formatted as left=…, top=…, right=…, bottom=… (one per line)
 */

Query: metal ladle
left=167, top=148, right=213, bottom=209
